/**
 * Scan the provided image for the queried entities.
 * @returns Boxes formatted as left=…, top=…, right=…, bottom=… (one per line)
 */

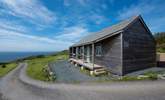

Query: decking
left=69, top=58, right=107, bottom=75
left=69, top=58, right=103, bottom=70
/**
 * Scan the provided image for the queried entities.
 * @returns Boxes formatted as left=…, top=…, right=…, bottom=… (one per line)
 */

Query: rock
left=157, top=74, right=165, bottom=79
left=137, top=75, right=149, bottom=79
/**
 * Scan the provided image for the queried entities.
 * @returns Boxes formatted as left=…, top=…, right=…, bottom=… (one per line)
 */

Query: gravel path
left=0, top=63, right=165, bottom=100
left=49, top=60, right=108, bottom=83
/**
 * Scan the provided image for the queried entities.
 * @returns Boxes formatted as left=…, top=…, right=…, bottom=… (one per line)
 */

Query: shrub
left=144, top=71, right=158, bottom=80
left=148, top=73, right=158, bottom=80
left=36, top=55, right=45, bottom=58
left=121, top=76, right=138, bottom=81
left=2, top=64, right=6, bottom=68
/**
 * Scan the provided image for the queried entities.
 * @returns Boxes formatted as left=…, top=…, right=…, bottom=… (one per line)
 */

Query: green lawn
left=26, top=52, right=68, bottom=81
left=0, top=63, right=17, bottom=77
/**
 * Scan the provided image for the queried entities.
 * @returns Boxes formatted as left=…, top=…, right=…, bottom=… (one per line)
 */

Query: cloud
left=0, top=28, right=66, bottom=44
left=54, top=26, right=89, bottom=43
left=149, top=16, right=165, bottom=32
left=117, top=0, right=165, bottom=32
left=0, top=28, right=72, bottom=52
left=0, top=0, right=69, bottom=52
left=64, top=0, right=87, bottom=6
left=77, top=0, right=87, bottom=6
left=117, top=1, right=155, bottom=20
left=63, top=0, right=70, bottom=6
left=62, top=0, right=109, bottom=26
left=101, top=4, right=108, bottom=9
left=0, top=0, right=56, bottom=26
left=90, top=14, right=108, bottom=25
left=76, top=0, right=114, bottom=7
left=0, top=19, right=28, bottom=33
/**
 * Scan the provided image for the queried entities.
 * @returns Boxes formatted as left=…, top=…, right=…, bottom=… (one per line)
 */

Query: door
left=86, top=46, right=91, bottom=63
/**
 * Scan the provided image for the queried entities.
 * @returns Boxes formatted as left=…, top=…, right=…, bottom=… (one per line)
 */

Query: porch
left=69, top=58, right=107, bottom=75
left=69, top=58, right=103, bottom=70
left=69, top=44, right=107, bottom=75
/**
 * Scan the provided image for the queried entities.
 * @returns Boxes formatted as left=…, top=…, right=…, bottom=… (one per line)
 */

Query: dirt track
left=0, top=63, right=165, bottom=100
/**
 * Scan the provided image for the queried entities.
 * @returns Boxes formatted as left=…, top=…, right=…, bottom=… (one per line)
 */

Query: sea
left=0, top=52, right=56, bottom=63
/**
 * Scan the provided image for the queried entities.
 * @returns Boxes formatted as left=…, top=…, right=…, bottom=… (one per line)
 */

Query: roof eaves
left=70, top=41, right=93, bottom=47
left=122, top=15, right=140, bottom=31
left=94, top=30, right=123, bottom=43
left=70, top=29, right=123, bottom=47
left=70, top=15, right=140, bottom=48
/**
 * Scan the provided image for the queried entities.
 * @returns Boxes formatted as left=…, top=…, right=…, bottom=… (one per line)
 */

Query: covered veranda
left=69, top=43, right=106, bottom=75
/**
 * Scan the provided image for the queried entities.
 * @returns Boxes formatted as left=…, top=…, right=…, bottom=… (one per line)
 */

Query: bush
left=120, top=76, right=138, bottom=81
left=144, top=71, right=158, bottom=80
left=56, top=50, right=68, bottom=56
left=42, top=67, right=56, bottom=81
left=2, top=64, right=6, bottom=68
left=36, top=55, right=45, bottom=58
left=154, top=32, right=165, bottom=53
left=148, top=74, right=158, bottom=80
left=157, top=47, right=165, bottom=53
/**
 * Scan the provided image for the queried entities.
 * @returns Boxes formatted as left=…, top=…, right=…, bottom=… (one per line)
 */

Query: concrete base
left=80, top=66, right=84, bottom=70
left=75, top=63, right=78, bottom=67
left=71, top=61, right=74, bottom=64
left=90, top=71, right=94, bottom=76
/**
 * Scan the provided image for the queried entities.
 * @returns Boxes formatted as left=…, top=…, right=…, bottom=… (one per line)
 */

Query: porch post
left=69, top=47, right=71, bottom=58
left=83, top=45, right=85, bottom=62
left=72, top=47, right=74, bottom=58
left=92, top=43, right=95, bottom=70
left=76, top=47, right=78, bottom=59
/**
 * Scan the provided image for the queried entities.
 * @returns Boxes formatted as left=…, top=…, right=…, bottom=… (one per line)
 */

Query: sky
left=0, top=0, right=165, bottom=52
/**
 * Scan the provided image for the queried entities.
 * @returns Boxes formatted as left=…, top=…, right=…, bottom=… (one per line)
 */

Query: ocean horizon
left=0, top=52, right=56, bottom=63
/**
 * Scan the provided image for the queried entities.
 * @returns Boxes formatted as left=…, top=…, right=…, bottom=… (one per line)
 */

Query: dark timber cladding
left=122, top=18, right=156, bottom=74
left=69, top=15, right=156, bottom=76
left=94, top=34, right=122, bottom=75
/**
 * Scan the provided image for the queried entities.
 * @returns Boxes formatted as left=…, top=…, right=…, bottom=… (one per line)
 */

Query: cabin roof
left=71, top=15, right=141, bottom=47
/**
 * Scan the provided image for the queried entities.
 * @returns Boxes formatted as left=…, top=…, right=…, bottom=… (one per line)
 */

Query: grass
left=79, top=67, right=91, bottom=76
left=114, top=70, right=165, bottom=81
left=26, top=51, right=68, bottom=81
left=115, top=76, right=149, bottom=81
left=143, top=71, right=162, bottom=80
left=0, top=63, right=17, bottom=77
left=26, top=50, right=164, bottom=82
left=78, top=65, right=159, bottom=82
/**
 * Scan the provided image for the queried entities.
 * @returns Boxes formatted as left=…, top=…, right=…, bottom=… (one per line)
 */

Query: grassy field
left=0, top=63, right=17, bottom=77
left=26, top=51, right=68, bottom=81
left=26, top=50, right=165, bottom=82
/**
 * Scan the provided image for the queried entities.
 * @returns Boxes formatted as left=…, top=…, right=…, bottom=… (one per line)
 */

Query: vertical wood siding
left=94, top=34, right=122, bottom=75
left=122, top=19, right=156, bottom=75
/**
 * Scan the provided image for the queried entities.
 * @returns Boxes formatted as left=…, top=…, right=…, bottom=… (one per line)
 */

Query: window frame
left=95, top=44, right=102, bottom=57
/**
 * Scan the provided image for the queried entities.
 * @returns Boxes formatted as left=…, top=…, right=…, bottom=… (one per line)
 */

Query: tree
left=154, top=32, right=165, bottom=53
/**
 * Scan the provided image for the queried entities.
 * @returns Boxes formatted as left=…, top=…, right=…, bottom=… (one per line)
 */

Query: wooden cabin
left=69, top=15, right=156, bottom=76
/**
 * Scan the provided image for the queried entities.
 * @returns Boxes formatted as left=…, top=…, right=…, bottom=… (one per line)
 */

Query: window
left=124, top=41, right=129, bottom=48
left=95, top=45, right=102, bottom=56
left=80, top=47, right=83, bottom=54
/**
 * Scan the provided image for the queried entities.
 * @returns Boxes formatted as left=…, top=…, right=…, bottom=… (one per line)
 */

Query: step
left=94, top=68, right=107, bottom=75
left=94, top=68, right=106, bottom=72
left=94, top=70, right=106, bottom=75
